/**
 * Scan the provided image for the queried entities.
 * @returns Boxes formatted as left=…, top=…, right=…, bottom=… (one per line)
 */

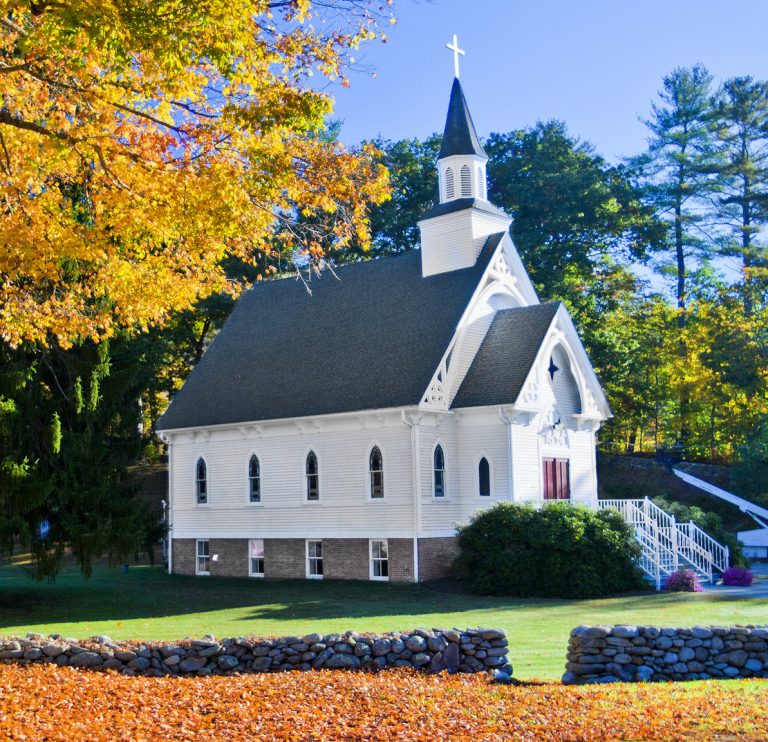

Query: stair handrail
left=677, top=520, right=729, bottom=574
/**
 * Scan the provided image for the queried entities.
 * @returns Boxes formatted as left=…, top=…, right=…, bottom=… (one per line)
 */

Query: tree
left=0, top=0, right=393, bottom=579
left=633, top=65, right=717, bottom=322
left=710, top=76, right=768, bottom=311
left=0, top=0, right=391, bottom=348
left=486, top=121, right=662, bottom=303
left=0, top=336, right=162, bottom=579
left=365, top=136, right=440, bottom=255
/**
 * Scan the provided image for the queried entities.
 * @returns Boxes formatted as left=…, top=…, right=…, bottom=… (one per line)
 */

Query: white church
left=157, top=63, right=613, bottom=583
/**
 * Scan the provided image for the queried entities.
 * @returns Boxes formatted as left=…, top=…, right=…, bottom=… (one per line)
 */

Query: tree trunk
left=674, top=190, right=686, bottom=326
left=741, top=171, right=753, bottom=314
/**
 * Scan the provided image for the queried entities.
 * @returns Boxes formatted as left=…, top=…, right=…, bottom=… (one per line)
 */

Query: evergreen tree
left=711, top=76, right=768, bottom=311
left=634, top=65, right=718, bottom=322
left=0, top=338, right=161, bottom=580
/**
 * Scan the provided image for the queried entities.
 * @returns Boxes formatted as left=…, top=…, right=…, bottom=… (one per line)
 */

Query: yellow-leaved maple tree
left=0, top=0, right=392, bottom=348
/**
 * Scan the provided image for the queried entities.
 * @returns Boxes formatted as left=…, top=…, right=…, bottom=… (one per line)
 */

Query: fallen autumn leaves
left=0, top=664, right=767, bottom=740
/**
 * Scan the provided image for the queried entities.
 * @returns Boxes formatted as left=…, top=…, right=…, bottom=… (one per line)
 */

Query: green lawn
left=1, top=560, right=766, bottom=680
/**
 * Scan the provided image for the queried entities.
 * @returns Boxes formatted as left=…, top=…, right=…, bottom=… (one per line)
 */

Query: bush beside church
left=454, top=502, right=646, bottom=598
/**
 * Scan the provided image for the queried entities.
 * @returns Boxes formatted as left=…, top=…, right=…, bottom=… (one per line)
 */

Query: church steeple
left=439, top=78, right=487, bottom=159
left=436, top=78, right=489, bottom=202
left=417, top=54, right=511, bottom=278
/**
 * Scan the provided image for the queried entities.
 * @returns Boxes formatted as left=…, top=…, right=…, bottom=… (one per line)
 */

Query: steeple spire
left=417, top=52, right=510, bottom=278
left=439, top=78, right=487, bottom=160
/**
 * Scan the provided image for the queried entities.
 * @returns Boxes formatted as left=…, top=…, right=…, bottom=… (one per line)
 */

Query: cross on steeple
left=446, top=34, right=465, bottom=78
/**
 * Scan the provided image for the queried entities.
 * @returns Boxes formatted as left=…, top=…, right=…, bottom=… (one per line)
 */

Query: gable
left=451, top=303, right=561, bottom=409
left=452, top=302, right=611, bottom=421
left=157, top=236, right=501, bottom=431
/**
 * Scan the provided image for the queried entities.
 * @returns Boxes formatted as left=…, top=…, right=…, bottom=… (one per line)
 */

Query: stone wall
left=0, top=628, right=510, bottom=677
left=564, top=624, right=768, bottom=684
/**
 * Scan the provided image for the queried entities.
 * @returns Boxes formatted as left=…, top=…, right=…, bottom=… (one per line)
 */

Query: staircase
left=598, top=498, right=729, bottom=589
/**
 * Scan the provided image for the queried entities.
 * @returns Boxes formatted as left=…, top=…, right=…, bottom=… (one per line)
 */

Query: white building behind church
left=157, top=76, right=612, bottom=583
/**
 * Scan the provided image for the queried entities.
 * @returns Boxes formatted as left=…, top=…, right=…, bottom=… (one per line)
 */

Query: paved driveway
left=705, top=561, right=768, bottom=598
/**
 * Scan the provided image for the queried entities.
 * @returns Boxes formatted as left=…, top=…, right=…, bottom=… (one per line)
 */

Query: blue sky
left=328, top=0, right=768, bottom=163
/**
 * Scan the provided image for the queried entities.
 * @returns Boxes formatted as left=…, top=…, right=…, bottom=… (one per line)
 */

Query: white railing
left=677, top=521, right=730, bottom=580
left=599, top=498, right=679, bottom=589
left=520, top=497, right=728, bottom=589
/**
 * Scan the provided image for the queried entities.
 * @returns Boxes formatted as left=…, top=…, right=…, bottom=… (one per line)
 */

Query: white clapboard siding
left=550, top=345, right=582, bottom=416
left=171, top=424, right=415, bottom=539
left=419, top=419, right=463, bottom=535
left=456, top=417, right=510, bottom=524
left=419, top=208, right=510, bottom=277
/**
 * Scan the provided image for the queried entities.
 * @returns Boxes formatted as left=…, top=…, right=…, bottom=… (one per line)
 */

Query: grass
left=1, top=559, right=767, bottom=680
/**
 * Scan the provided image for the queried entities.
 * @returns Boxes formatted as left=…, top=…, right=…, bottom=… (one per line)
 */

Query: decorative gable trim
left=420, top=232, right=538, bottom=411
left=516, top=305, right=611, bottom=422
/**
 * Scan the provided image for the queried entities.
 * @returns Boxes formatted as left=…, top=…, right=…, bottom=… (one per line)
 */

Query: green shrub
left=454, top=502, right=646, bottom=598
left=652, top=497, right=747, bottom=567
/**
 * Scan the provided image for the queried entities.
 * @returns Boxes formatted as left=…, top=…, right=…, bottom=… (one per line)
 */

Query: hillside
left=598, top=455, right=755, bottom=535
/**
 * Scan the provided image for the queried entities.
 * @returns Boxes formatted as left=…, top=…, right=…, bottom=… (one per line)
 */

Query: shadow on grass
left=0, top=558, right=753, bottom=632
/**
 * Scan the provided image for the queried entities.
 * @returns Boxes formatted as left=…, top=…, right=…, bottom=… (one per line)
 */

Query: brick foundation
left=323, top=539, right=369, bottom=580
left=388, top=538, right=415, bottom=583
left=417, top=537, right=459, bottom=582
left=266, top=539, right=307, bottom=580
left=171, top=539, right=196, bottom=576
left=171, top=537, right=416, bottom=582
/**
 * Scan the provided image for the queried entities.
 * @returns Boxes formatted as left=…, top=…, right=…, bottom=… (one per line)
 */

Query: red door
left=543, top=458, right=570, bottom=500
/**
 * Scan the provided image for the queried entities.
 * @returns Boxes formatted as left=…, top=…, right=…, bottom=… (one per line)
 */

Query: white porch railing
left=521, top=497, right=729, bottom=589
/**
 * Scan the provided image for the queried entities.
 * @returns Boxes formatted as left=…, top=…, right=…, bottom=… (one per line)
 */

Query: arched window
left=445, top=167, right=455, bottom=199
left=195, top=458, right=207, bottom=504
left=460, top=164, right=472, bottom=196
left=306, top=451, right=319, bottom=501
left=433, top=444, right=445, bottom=498
left=369, top=446, right=384, bottom=499
left=478, top=457, right=491, bottom=497
left=248, top=455, right=261, bottom=503
left=476, top=166, right=485, bottom=199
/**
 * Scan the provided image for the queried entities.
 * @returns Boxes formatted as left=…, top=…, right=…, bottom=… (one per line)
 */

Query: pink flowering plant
left=665, top=569, right=704, bottom=592
left=721, top=566, right=754, bottom=586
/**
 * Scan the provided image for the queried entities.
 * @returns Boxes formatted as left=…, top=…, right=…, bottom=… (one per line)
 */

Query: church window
left=445, top=167, right=455, bottom=199
left=369, top=446, right=384, bottom=499
left=460, top=164, right=472, bottom=196
left=248, top=539, right=264, bottom=577
left=196, top=539, right=210, bottom=575
left=433, top=444, right=446, bottom=498
left=476, top=166, right=485, bottom=198
left=370, top=539, right=389, bottom=580
left=195, top=458, right=207, bottom=504
left=306, top=539, right=323, bottom=578
left=478, top=457, right=491, bottom=497
left=248, top=455, right=261, bottom=503
left=306, top=451, right=319, bottom=501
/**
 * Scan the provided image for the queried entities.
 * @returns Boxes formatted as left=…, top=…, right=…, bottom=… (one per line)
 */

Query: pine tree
left=711, top=76, right=768, bottom=311
left=634, top=65, right=718, bottom=324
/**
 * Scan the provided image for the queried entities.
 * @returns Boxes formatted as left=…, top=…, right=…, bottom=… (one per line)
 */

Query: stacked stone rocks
left=563, top=624, right=768, bottom=684
left=0, top=628, right=510, bottom=677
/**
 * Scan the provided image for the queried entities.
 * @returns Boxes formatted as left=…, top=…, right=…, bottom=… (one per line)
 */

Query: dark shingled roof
left=438, top=77, right=487, bottom=159
left=419, top=197, right=509, bottom=222
left=452, top=302, right=561, bottom=409
left=157, top=234, right=504, bottom=430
